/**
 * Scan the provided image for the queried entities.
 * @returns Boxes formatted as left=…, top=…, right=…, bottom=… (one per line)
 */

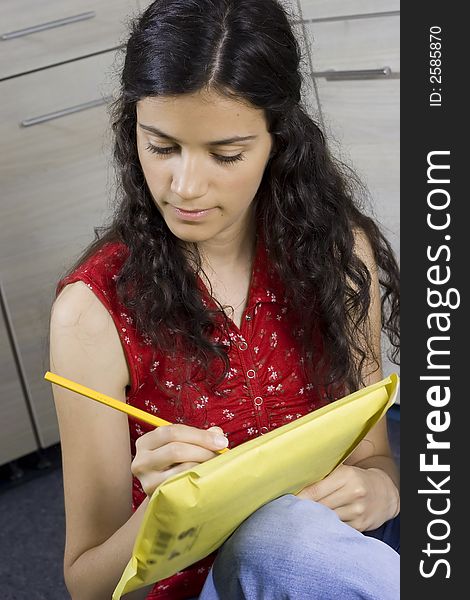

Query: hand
left=295, top=464, right=400, bottom=532
left=131, top=424, right=228, bottom=497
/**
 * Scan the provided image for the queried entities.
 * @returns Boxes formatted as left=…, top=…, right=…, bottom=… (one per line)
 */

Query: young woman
left=49, top=1, right=400, bottom=598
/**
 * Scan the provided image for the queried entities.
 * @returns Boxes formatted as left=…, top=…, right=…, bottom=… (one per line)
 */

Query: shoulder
left=51, top=280, right=130, bottom=390
left=56, top=240, right=129, bottom=297
left=53, top=280, right=111, bottom=332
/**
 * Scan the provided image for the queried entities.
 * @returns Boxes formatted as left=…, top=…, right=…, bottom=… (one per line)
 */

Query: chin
left=165, top=223, right=214, bottom=243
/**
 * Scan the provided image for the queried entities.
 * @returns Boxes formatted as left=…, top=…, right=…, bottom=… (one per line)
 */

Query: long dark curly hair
left=63, top=0, right=400, bottom=401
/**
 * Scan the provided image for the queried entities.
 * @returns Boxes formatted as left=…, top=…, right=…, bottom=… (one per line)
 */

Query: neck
left=194, top=216, right=257, bottom=275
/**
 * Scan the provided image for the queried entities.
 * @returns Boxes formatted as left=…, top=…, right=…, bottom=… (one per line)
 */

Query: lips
left=170, top=205, right=216, bottom=221
left=174, top=207, right=209, bottom=212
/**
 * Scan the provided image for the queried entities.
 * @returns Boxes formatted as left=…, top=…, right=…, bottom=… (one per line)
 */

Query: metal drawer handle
left=20, top=96, right=114, bottom=127
left=1, top=11, right=96, bottom=41
left=313, top=66, right=393, bottom=80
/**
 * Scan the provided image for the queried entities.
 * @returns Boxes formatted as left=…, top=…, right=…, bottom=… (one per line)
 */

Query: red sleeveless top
left=56, top=230, right=334, bottom=599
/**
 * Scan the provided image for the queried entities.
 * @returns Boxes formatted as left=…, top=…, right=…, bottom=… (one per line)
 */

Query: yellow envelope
left=113, top=373, right=399, bottom=599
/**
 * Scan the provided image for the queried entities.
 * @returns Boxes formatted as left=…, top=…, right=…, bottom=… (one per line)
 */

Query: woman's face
left=136, top=90, right=273, bottom=244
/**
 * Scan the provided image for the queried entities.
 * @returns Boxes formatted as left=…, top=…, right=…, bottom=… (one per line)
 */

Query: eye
left=145, top=143, right=245, bottom=165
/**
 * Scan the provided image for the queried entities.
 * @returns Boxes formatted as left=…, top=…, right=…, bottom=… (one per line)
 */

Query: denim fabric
left=189, top=494, right=399, bottom=600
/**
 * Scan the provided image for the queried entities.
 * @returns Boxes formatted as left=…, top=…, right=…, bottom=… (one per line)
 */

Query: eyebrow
left=138, top=123, right=258, bottom=145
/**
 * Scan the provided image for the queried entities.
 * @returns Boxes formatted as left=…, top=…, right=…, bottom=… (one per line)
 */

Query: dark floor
left=0, top=412, right=400, bottom=599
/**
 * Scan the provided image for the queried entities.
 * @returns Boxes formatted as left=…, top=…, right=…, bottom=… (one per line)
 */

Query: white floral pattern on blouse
left=55, top=228, right=334, bottom=600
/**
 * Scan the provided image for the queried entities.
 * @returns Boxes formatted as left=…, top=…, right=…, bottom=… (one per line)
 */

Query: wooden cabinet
left=0, top=52, right=120, bottom=449
left=299, top=6, right=399, bottom=248
left=313, top=79, right=400, bottom=252
left=0, top=1, right=140, bottom=463
left=0, top=0, right=140, bottom=79
left=0, top=281, right=39, bottom=464
left=304, top=14, right=399, bottom=73
left=300, top=0, right=399, bottom=20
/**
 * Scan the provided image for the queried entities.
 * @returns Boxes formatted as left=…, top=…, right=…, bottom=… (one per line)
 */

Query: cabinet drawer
left=0, top=282, right=38, bottom=465
left=317, top=76, right=400, bottom=389
left=300, top=0, right=399, bottom=20
left=306, top=14, right=399, bottom=74
left=317, top=77, right=400, bottom=255
left=0, top=0, right=139, bottom=79
left=0, top=51, right=119, bottom=447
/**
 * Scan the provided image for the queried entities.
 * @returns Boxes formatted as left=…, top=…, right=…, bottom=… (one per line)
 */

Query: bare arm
left=67, top=495, right=153, bottom=600
left=50, top=281, right=153, bottom=599
left=51, top=281, right=225, bottom=599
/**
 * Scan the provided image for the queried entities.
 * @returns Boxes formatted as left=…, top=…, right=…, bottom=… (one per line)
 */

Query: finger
left=149, top=441, right=221, bottom=471
left=144, top=461, right=200, bottom=496
left=332, top=503, right=367, bottom=526
left=162, top=461, right=200, bottom=480
left=314, top=488, right=353, bottom=511
left=302, top=471, right=348, bottom=502
left=137, top=423, right=228, bottom=453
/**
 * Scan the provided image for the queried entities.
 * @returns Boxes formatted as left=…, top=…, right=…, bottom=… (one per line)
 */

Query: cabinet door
left=305, top=13, right=399, bottom=254
left=305, top=14, right=399, bottom=74
left=0, top=50, right=119, bottom=447
left=300, top=0, right=399, bottom=20
left=0, top=0, right=140, bottom=79
left=315, top=78, right=400, bottom=255
left=0, top=282, right=38, bottom=465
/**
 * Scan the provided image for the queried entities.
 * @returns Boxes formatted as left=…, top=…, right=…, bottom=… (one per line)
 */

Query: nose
left=170, top=152, right=208, bottom=199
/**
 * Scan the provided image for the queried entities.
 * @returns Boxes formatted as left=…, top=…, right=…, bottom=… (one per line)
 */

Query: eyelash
left=145, top=143, right=245, bottom=165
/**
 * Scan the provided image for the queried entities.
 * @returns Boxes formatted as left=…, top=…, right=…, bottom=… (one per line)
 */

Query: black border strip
left=401, top=3, right=465, bottom=596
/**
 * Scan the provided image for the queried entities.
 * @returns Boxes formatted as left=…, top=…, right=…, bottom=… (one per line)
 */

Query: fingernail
left=213, top=434, right=228, bottom=448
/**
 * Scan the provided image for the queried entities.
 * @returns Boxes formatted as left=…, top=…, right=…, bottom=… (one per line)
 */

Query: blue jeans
left=190, top=494, right=400, bottom=599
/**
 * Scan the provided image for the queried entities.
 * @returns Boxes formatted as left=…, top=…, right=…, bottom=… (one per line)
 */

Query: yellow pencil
left=44, top=371, right=229, bottom=454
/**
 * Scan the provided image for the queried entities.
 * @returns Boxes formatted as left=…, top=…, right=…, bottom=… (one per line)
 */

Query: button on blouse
left=55, top=225, right=331, bottom=600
